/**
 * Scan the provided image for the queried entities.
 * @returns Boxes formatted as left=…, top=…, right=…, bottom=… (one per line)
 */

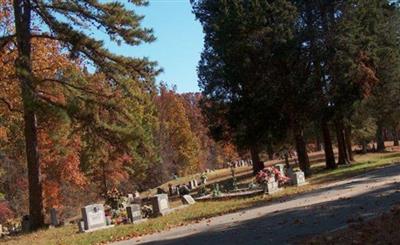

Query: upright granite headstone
left=81, top=204, right=107, bottom=231
left=50, top=208, right=58, bottom=226
left=150, top=194, right=170, bottom=216
left=182, top=195, right=196, bottom=205
left=21, top=215, right=30, bottom=233
left=126, top=204, right=142, bottom=223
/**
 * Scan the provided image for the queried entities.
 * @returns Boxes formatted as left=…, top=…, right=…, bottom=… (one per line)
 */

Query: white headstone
left=293, top=171, right=306, bottom=186
left=265, top=181, right=279, bottom=194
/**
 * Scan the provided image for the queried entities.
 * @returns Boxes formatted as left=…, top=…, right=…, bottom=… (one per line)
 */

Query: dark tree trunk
left=267, top=143, right=274, bottom=160
left=335, top=120, right=350, bottom=165
left=316, top=134, right=322, bottom=151
left=294, top=128, right=311, bottom=177
left=361, top=141, right=368, bottom=154
left=393, top=129, right=399, bottom=147
left=376, top=122, right=385, bottom=152
left=13, top=0, right=44, bottom=230
left=321, top=119, right=336, bottom=169
left=344, top=126, right=354, bottom=161
left=250, top=145, right=264, bottom=175
left=102, top=161, right=108, bottom=197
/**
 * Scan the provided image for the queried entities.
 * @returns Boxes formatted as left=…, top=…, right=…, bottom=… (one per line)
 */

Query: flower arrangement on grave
left=256, top=167, right=290, bottom=186
left=197, top=184, right=208, bottom=197
left=212, top=183, right=221, bottom=197
left=200, top=172, right=208, bottom=185
left=104, top=188, right=124, bottom=210
left=248, top=182, right=257, bottom=190
left=141, top=205, right=153, bottom=218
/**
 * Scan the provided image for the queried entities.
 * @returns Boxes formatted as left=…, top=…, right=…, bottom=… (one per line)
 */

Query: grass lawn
left=3, top=152, right=400, bottom=245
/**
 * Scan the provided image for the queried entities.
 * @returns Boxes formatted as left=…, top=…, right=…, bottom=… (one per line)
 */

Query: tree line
left=191, top=0, right=400, bottom=175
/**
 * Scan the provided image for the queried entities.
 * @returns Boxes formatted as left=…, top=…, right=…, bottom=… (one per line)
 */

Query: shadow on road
left=139, top=165, right=400, bottom=245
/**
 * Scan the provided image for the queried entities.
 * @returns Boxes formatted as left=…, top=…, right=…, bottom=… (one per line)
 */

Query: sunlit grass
left=2, top=152, right=400, bottom=245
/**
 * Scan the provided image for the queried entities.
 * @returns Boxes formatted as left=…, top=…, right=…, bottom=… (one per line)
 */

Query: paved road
left=114, top=165, right=400, bottom=245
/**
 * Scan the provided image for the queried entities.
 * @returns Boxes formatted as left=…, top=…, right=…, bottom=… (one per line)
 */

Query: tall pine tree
left=0, top=0, right=158, bottom=230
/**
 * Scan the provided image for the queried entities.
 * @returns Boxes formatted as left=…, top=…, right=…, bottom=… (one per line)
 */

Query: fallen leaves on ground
left=303, top=204, right=400, bottom=245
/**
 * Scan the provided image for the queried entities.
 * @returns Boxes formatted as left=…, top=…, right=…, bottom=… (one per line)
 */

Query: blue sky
left=106, top=0, right=204, bottom=93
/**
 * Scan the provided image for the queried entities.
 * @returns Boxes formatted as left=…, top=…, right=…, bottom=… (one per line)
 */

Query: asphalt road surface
left=114, top=164, right=400, bottom=245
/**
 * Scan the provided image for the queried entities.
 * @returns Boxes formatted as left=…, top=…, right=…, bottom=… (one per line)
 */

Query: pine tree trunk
left=362, top=141, right=368, bottom=154
left=335, top=120, right=350, bottom=165
left=102, top=161, right=108, bottom=197
left=376, top=122, right=385, bottom=152
left=321, top=119, right=336, bottom=169
left=393, top=129, right=399, bottom=146
left=267, top=143, right=274, bottom=160
left=344, top=126, right=354, bottom=161
left=250, top=145, right=263, bottom=175
left=14, top=0, right=44, bottom=230
left=294, top=127, right=311, bottom=177
left=316, top=134, right=322, bottom=151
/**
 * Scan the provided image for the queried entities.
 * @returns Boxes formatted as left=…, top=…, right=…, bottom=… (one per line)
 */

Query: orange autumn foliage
left=0, top=33, right=86, bottom=211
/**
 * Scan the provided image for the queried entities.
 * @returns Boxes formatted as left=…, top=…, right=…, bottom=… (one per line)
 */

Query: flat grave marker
left=182, top=195, right=196, bottom=205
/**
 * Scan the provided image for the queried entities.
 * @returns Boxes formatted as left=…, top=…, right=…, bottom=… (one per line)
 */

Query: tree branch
left=0, top=97, right=22, bottom=113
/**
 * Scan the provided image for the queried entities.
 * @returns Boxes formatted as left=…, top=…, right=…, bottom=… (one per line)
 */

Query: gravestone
left=263, top=176, right=279, bottom=194
left=21, top=215, right=30, bottom=233
left=193, top=179, right=198, bottom=188
left=292, top=171, right=307, bottom=186
left=126, top=204, right=142, bottom=223
left=168, top=184, right=176, bottom=196
left=81, top=204, right=107, bottom=231
left=275, top=164, right=286, bottom=176
left=77, top=220, right=85, bottom=233
left=127, top=193, right=134, bottom=204
left=150, top=194, right=170, bottom=216
left=181, top=195, right=196, bottom=205
left=179, top=185, right=190, bottom=196
left=50, top=208, right=58, bottom=226
left=189, top=179, right=198, bottom=189
left=188, top=180, right=194, bottom=190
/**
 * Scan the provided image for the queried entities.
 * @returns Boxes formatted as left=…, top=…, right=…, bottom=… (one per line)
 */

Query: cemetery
left=0, top=152, right=399, bottom=245
left=1, top=0, right=400, bottom=244
left=0, top=157, right=309, bottom=237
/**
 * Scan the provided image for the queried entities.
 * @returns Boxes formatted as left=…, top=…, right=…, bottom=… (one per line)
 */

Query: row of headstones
left=169, top=178, right=202, bottom=196
left=225, top=159, right=253, bottom=168
left=79, top=193, right=196, bottom=233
